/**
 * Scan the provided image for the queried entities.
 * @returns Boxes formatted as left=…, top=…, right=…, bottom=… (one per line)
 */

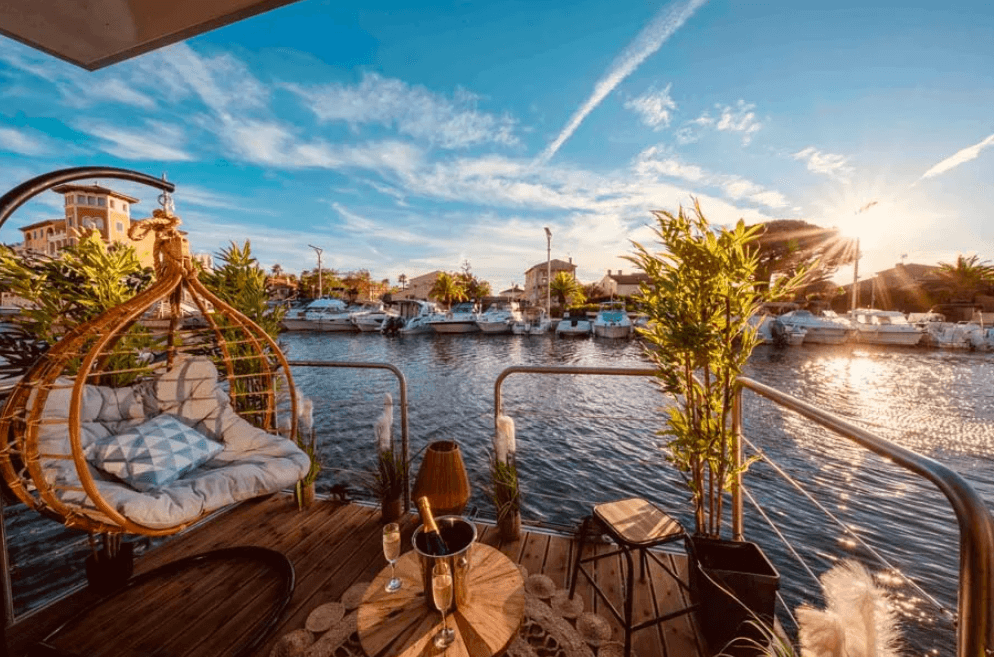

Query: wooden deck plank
left=650, top=552, right=703, bottom=657
left=592, top=541, right=628, bottom=644
left=5, top=499, right=704, bottom=657
left=541, top=532, right=572, bottom=589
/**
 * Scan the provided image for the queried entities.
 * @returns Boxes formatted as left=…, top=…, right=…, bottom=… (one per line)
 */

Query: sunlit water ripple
left=6, top=332, right=992, bottom=654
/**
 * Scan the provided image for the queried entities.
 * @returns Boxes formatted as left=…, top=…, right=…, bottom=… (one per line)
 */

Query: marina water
left=6, top=331, right=993, bottom=654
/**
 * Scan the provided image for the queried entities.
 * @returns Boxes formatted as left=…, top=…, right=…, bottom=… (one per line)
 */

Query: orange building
left=17, top=184, right=166, bottom=268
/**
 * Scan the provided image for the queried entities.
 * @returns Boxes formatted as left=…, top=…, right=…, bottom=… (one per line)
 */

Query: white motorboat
left=929, top=321, right=988, bottom=350
left=427, top=301, right=481, bottom=333
left=592, top=301, right=632, bottom=339
left=351, top=302, right=397, bottom=333
left=512, top=307, right=551, bottom=335
left=476, top=300, right=521, bottom=334
left=750, top=314, right=805, bottom=346
left=140, top=300, right=207, bottom=330
left=777, top=309, right=854, bottom=345
left=555, top=308, right=592, bottom=337
left=849, top=309, right=924, bottom=346
left=380, top=299, right=440, bottom=335
left=280, top=298, right=353, bottom=331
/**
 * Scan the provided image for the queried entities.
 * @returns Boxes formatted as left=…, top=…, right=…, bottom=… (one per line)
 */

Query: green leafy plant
left=627, top=201, right=803, bottom=538
left=0, top=232, right=156, bottom=385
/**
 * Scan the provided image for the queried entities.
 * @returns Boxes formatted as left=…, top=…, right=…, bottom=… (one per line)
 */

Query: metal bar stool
left=568, top=497, right=698, bottom=657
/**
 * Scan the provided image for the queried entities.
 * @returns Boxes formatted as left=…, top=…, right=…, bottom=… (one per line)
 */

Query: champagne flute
left=432, top=562, right=455, bottom=649
left=382, top=523, right=401, bottom=592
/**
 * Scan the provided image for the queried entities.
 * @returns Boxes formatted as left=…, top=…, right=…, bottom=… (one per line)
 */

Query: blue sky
left=1, top=0, right=993, bottom=291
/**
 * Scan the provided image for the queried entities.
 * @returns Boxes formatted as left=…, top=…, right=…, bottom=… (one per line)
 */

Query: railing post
left=731, top=384, right=744, bottom=542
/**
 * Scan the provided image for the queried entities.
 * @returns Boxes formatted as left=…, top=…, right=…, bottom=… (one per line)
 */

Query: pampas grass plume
left=799, top=560, right=900, bottom=657
left=495, top=415, right=516, bottom=465
left=375, top=393, right=393, bottom=453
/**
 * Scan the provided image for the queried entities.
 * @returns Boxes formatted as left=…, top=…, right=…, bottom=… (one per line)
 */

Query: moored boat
left=592, top=301, right=632, bottom=339
left=351, top=301, right=397, bottom=333
left=280, top=298, right=353, bottom=332
left=380, top=299, right=441, bottom=335
left=849, top=309, right=924, bottom=346
left=777, top=309, right=854, bottom=345
left=475, top=299, right=522, bottom=334
left=511, top=307, right=550, bottom=335
left=555, top=308, right=592, bottom=337
left=427, top=301, right=481, bottom=333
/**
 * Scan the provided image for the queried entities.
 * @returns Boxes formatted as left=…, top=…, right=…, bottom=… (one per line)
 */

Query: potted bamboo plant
left=627, top=201, right=803, bottom=655
left=490, top=415, right=521, bottom=541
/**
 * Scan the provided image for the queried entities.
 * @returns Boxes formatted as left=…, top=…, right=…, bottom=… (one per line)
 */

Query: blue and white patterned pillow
left=88, top=414, right=223, bottom=492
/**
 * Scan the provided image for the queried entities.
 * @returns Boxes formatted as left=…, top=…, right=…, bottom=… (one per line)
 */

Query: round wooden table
left=357, top=543, right=524, bottom=657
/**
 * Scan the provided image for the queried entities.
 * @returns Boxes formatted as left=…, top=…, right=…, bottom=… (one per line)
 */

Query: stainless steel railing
left=494, top=364, right=994, bottom=657
left=732, top=377, right=994, bottom=657
left=288, top=360, right=411, bottom=512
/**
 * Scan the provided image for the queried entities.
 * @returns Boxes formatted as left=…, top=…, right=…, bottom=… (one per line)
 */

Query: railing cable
left=741, top=433, right=955, bottom=622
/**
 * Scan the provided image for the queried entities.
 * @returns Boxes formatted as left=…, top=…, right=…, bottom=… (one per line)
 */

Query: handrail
left=288, top=360, right=411, bottom=512
left=493, top=365, right=656, bottom=421
left=735, top=376, right=994, bottom=657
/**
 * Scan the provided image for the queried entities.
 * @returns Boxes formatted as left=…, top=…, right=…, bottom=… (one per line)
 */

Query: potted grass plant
left=490, top=415, right=521, bottom=541
left=371, top=393, right=406, bottom=522
left=295, top=397, right=321, bottom=509
left=627, top=201, right=804, bottom=655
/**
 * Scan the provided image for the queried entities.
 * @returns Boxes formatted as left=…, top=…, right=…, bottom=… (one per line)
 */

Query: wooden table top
left=357, top=543, right=525, bottom=657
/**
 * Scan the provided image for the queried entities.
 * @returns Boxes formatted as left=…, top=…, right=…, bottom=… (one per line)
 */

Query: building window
left=117, top=222, right=124, bottom=233
left=122, top=203, right=128, bottom=213
left=97, top=197, right=106, bottom=207
left=109, top=199, right=115, bottom=209
left=87, top=196, right=96, bottom=205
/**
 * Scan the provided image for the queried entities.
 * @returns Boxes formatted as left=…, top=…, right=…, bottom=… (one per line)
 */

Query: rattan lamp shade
left=411, top=440, right=471, bottom=517
left=0, top=210, right=298, bottom=537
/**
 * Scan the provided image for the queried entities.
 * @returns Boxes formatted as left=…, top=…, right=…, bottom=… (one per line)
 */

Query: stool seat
left=570, top=497, right=696, bottom=657
left=594, top=498, right=683, bottom=547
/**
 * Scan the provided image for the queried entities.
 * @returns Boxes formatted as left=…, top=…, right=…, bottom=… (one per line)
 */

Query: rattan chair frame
left=0, top=212, right=299, bottom=536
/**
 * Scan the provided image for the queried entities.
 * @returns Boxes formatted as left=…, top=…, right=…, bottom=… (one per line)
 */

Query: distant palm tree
left=428, top=272, right=468, bottom=308
left=271, top=263, right=283, bottom=277
left=398, top=273, right=407, bottom=290
left=933, top=254, right=994, bottom=302
left=550, top=271, right=585, bottom=307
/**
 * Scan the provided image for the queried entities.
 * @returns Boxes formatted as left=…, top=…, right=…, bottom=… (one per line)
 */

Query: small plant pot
left=85, top=542, right=134, bottom=595
left=381, top=496, right=403, bottom=522
left=296, top=482, right=316, bottom=509
left=497, top=510, right=521, bottom=542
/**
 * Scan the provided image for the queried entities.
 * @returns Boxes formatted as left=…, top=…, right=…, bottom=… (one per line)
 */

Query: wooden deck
left=6, top=495, right=704, bottom=657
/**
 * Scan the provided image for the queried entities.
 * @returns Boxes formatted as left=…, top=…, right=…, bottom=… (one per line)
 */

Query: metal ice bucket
left=412, top=515, right=477, bottom=611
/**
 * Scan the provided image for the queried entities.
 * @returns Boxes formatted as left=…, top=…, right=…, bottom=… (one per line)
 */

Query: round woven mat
left=275, top=577, right=606, bottom=657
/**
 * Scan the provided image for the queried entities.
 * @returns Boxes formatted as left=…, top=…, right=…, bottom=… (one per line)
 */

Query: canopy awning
left=0, top=0, right=301, bottom=71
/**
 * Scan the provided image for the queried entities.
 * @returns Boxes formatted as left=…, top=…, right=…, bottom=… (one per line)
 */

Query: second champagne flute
left=382, top=522, right=401, bottom=592
left=432, top=562, right=455, bottom=648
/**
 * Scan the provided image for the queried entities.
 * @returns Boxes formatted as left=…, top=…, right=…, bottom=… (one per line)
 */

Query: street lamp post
left=308, top=244, right=323, bottom=299
left=544, top=227, right=552, bottom=314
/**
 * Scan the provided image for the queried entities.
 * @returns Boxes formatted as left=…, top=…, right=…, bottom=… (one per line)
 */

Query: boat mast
left=850, top=237, right=859, bottom=315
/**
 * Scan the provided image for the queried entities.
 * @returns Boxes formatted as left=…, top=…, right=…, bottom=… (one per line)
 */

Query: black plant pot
left=84, top=542, right=134, bottom=595
left=687, top=536, right=780, bottom=656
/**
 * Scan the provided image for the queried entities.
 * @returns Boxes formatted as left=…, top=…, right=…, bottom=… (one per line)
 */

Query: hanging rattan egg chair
left=0, top=168, right=307, bottom=537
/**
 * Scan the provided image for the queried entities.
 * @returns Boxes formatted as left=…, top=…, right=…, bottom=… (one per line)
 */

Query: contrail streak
left=535, top=0, right=708, bottom=166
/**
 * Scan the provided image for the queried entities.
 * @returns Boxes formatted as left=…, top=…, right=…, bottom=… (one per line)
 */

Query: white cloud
left=288, top=73, right=519, bottom=149
left=77, top=120, right=193, bottom=161
left=0, top=126, right=50, bottom=156
left=140, top=43, right=268, bottom=114
left=633, top=147, right=788, bottom=209
left=792, top=146, right=853, bottom=180
left=536, top=0, right=708, bottom=164
left=625, top=84, right=677, bottom=129
left=919, top=133, right=994, bottom=181
left=677, top=100, right=763, bottom=145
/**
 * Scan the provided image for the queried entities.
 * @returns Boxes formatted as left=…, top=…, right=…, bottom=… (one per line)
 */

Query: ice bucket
left=412, top=515, right=477, bottom=611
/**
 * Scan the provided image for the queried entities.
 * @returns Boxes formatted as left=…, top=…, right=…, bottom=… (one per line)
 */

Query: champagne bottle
left=416, top=496, right=451, bottom=556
